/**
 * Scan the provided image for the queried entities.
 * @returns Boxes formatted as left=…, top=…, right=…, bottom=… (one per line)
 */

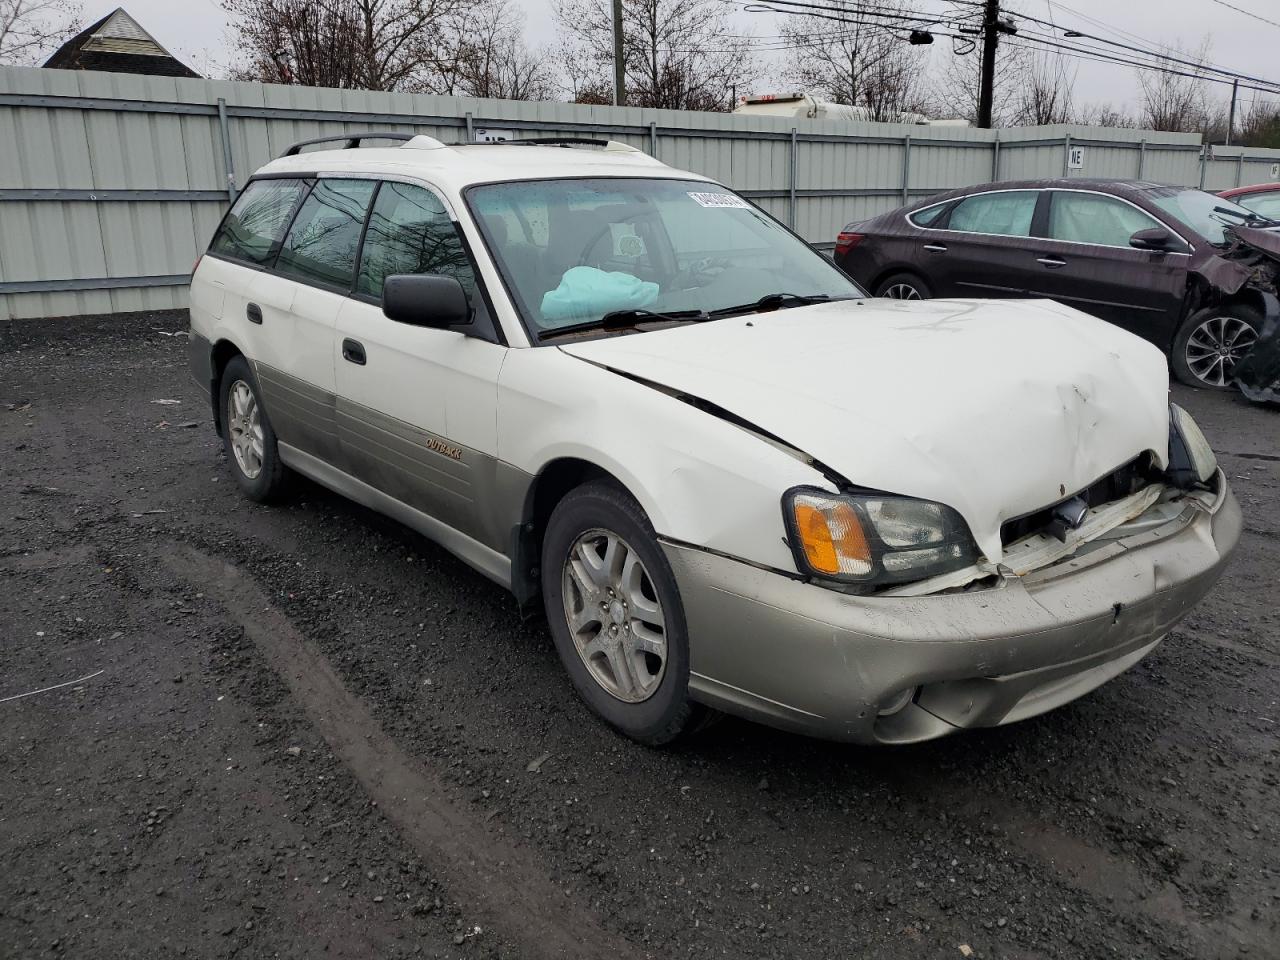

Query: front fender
left=497, top=347, right=830, bottom=574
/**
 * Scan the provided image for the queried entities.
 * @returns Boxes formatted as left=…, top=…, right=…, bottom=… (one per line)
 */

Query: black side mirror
left=382, top=274, right=472, bottom=328
left=1130, top=227, right=1172, bottom=251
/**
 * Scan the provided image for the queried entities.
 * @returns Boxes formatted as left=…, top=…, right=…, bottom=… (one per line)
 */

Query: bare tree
left=0, top=0, right=80, bottom=65
left=1012, top=50, right=1075, bottom=125
left=1238, top=98, right=1280, bottom=149
left=1138, top=42, right=1212, bottom=134
left=778, top=0, right=930, bottom=121
left=223, top=0, right=480, bottom=92
left=1076, top=102, right=1135, bottom=129
left=553, top=0, right=760, bottom=111
left=438, top=0, right=555, bottom=100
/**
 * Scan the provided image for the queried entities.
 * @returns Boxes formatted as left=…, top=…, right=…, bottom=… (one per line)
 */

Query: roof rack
left=281, top=131, right=434, bottom=157
left=492, top=137, right=643, bottom=152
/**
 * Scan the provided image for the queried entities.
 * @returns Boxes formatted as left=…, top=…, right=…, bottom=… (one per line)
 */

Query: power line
left=1207, top=0, right=1280, bottom=31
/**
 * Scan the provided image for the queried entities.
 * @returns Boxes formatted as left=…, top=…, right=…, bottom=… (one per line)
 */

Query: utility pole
left=1226, top=78, right=1239, bottom=146
left=612, top=0, right=625, bottom=107
left=977, top=0, right=1000, bottom=129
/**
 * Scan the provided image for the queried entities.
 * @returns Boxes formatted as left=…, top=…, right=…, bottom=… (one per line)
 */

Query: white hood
left=560, top=298, right=1171, bottom=562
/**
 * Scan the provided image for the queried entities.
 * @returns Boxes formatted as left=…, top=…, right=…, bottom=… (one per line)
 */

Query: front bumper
left=664, top=476, right=1240, bottom=744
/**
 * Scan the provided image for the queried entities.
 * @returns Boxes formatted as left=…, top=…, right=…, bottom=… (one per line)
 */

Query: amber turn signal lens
left=793, top=498, right=872, bottom=576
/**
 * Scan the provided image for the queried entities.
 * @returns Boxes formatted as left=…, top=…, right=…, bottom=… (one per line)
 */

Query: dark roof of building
left=43, top=7, right=200, bottom=78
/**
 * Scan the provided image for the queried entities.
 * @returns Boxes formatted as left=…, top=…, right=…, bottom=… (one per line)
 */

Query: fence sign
left=473, top=127, right=515, bottom=143
left=1067, top=145, right=1085, bottom=170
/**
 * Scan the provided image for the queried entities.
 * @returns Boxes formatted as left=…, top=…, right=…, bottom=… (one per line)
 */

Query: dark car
left=1219, top=181, right=1280, bottom=220
left=835, top=178, right=1275, bottom=389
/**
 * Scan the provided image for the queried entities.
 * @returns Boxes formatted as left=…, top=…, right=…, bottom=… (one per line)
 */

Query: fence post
left=465, top=111, right=473, bottom=142
left=649, top=121, right=657, bottom=158
left=1199, top=144, right=1208, bottom=189
left=901, top=134, right=911, bottom=204
left=1137, top=138, right=1146, bottom=180
left=1062, top=133, right=1071, bottom=177
left=216, top=97, right=236, bottom=201
left=789, top=127, right=797, bottom=229
left=991, top=134, right=1000, bottom=181
left=1237, top=151, right=1245, bottom=187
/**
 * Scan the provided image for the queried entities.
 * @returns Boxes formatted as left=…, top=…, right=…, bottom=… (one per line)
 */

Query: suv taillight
left=834, top=231, right=865, bottom=258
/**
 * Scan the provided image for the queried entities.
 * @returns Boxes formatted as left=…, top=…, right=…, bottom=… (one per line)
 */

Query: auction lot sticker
left=688, top=192, right=751, bottom=209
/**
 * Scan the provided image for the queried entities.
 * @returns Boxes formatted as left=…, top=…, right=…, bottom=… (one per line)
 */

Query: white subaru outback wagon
left=189, top=132, right=1239, bottom=746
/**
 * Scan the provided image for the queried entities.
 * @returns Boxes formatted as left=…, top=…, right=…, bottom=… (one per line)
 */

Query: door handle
left=1037, top=257, right=1067, bottom=269
left=342, top=338, right=366, bottom=366
left=923, top=243, right=948, bottom=253
left=246, top=302, right=263, bottom=324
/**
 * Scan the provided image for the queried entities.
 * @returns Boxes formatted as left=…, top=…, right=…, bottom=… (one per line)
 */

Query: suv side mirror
left=1130, top=227, right=1172, bottom=251
left=382, top=274, right=472, bottom=328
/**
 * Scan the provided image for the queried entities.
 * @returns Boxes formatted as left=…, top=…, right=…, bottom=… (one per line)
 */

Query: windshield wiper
left=537, top=307, right=710, bottom=342
left=1213, top=205, right=1280, bottom=228
left=708, top=292, right=845, bottom=318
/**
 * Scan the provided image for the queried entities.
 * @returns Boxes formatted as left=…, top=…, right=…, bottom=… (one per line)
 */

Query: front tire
left=218, top=355, right=289, bottom=501
left=875, top=272, right=933, bottom=300
left=541, top=481, right=705, bottom=745
left=1172, top=304, right=1261, bottom=390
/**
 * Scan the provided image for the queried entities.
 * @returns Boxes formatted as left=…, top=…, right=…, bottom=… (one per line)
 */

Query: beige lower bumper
left=663, top=477, right=1241, bottom=745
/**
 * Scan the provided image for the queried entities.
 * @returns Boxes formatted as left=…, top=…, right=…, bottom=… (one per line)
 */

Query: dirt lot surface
left=2, top=310, right=1278, bottom=960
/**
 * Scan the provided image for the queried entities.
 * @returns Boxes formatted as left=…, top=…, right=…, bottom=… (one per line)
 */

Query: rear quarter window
left=907, top=202, right=948, bottom=227
left=210, top=179, right=309, bottom=265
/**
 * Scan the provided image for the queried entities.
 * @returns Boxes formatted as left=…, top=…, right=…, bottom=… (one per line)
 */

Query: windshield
left=466, top=178, right=863, bottom=337
left=1144, top=186, right=1260, bottom=244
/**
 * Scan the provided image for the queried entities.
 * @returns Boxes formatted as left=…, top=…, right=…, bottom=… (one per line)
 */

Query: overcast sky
left=74, top=0, right=1280, bottom=116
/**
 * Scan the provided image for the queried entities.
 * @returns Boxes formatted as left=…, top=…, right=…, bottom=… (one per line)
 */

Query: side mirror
left=1130, top=227, right=1172, bottom=251
left=382, top=274, right=472, bottom=328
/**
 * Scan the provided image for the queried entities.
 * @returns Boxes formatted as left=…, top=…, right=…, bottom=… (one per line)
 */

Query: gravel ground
left=1, top=310, right=1277, bottom=960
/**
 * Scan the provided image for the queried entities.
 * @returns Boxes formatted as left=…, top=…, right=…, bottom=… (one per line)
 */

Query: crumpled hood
left=560, top=298, right=1171, bottom=562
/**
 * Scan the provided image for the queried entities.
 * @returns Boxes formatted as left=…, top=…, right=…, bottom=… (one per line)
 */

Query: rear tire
left=875, top=272, right=932, bottom=300
left=1171, top=304, right=1261, bottom=390
left=541, top=481, right=707, bottom=746
left=218, top=355, right=289, bottom=502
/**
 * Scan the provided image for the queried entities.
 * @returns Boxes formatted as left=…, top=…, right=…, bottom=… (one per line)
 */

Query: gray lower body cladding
left=665, top=477, right=1240, bottom=745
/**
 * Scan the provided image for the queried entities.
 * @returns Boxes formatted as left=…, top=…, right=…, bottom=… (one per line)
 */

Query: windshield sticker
left=687, top=192, right=751, bottom=209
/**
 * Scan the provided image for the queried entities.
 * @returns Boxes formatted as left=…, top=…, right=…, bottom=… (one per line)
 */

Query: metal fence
left=3, top=64, right=1280, bottom=320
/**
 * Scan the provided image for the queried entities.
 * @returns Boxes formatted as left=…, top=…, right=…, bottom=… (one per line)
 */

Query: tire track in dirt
left=167, top=544, right=647, bottom=960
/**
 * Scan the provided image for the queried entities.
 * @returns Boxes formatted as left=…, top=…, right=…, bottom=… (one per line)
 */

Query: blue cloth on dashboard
left=540, top=266, right=659, bottom=327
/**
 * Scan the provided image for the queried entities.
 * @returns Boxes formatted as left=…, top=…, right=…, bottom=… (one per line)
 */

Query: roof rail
left=281, top=131, right=421, bottom=157
left=492, top=137, right=649, bottom=152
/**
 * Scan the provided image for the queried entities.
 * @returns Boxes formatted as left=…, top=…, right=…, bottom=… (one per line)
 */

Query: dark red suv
left=834, top=178, right=1274, bottom=389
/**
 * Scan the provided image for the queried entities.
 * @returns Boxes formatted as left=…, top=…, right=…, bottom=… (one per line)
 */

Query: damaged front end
left=885, top=404, right=1222, bottom=598
left=1203, top=226, right=1280, bottom=401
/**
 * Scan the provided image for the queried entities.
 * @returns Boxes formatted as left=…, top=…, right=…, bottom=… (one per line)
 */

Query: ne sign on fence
left=2, top=65, right=1280, bottom=320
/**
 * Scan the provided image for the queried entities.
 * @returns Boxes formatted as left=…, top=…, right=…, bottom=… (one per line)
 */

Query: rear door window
left=1048, top=192, right=1161, bottom=247
left=355, top=181, right=478, bottom=299
left=908, top=202, right=949, bottom=227
left=210, top=178, right=308, bottom=265
left=947, top=190, right=1038, bottom=237
left=275, top=178, right=377, bottom=289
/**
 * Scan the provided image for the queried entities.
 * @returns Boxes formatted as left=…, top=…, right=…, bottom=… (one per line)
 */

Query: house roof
left=42, top=7, right=200, bottom=78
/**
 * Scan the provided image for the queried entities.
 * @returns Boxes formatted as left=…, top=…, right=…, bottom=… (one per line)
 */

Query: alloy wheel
left=883, top=283, right=923, bottom=300
left=226, top=379, right=265, bottom=480
left=561, top=528, right=667, bottom=704
left=1185, top=315, right=1257, bottom=387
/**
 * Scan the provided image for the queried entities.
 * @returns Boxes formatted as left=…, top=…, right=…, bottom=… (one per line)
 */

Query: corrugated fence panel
left=3, top=64, right=1257, bottom=320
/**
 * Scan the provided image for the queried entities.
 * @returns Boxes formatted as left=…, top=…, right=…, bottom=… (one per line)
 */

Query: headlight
left=1167, top=404, right=1217, bottom=488
left=783, top=487, right=977, bottom=586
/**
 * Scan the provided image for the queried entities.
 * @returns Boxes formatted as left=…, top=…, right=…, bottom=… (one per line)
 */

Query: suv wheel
left=1172, top=304, right=1261, bottom=390
left=541, top=481, right=707, bottom=745
left=875, top=272, right=932, bottom=300
left=219, top=355, right=289, bottom=501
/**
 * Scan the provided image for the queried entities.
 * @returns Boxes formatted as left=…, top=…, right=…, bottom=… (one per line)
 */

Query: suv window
left=356, top=182, right=477, bottom=299
left=276, top=179, right=377, bottom=289
left=947, top=190, right=1038, bottom=237
left=210, top=178, right=308, bottom=265
left=1049, top=192, right=1161, bottom=247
